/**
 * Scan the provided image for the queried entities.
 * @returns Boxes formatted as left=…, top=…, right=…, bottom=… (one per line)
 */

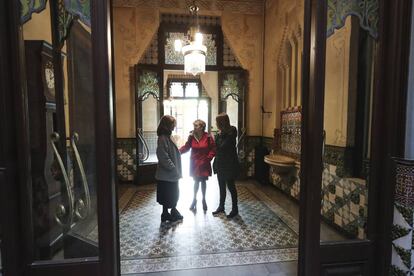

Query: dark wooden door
left=299, top=0, right=411, bottom=275
left=134, top=65, right=163, bottom=185
left=0, top=0, right=119, bottom=275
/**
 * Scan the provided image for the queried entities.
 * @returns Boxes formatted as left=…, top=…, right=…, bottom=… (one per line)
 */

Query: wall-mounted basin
left=264, top=154, right=296, bottom=174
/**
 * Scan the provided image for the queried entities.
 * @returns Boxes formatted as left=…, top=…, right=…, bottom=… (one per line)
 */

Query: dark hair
left=216, top=113, right=230, bottom=131
left=157, top=115, right=176, bottom=136
left=193, top=119, right=206, bottom=131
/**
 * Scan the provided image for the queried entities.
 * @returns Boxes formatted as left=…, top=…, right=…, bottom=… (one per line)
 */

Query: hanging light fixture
left=174, top=2, right=207, bottom=76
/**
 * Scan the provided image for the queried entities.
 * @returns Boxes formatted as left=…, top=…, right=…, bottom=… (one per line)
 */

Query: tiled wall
left=116, top=138, right=136, bottom=183
left=269, top=166, right=300, bottom=199
left=391, top=159, right=414, bottom=275
left=280, top=108, right=301, bottom=157
left=268, top=156, right=368, bottom=239
left=116, top=135, right=265, bottom=182
left=267, top=107, right=368, bottom=239
left=244, top=136, right=260, bottom=177
left=321, top=164, right=368, bottom=239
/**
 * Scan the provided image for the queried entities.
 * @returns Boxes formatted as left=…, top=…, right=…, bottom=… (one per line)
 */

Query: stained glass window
left=165, top=32, right=217, bottom=66
left=137, top=71, right=160, bottom=100
left=185, top=83, right=199, bottom=97
left=221, top=74, right=241, bottom=101
left=165, top=32, right=187, bottom=65
left=170, top=82, right=184, bottom=97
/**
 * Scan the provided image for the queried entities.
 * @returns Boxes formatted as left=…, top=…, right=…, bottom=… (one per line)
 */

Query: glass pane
left=164, top=99, right=198, bottom=148
left=141, top=96, right=158, bottom=163
left=226, top=96, right=239, bottom=128
left=198, top=99, right=209, bottom=130
left=22, top=1, right=98, bottom=261
left=205, top=34, right=217, bottom=66
left=170, top=82, right=184, bottom=97
left=185, top=82, right=199, bottom=97
left=165, top=32, right=186, bottom=65
left=320, top=15, right=376, bottom=242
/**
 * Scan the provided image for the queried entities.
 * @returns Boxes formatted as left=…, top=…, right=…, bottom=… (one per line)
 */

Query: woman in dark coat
left=180, top=119, right=216, bottom=211
left=212, top=113, right=240, bottom=218
left=155, top=115, right=183, bottom=222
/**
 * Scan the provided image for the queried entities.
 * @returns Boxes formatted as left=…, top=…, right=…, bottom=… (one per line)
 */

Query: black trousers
left=217, top=175, right=238, bottom=210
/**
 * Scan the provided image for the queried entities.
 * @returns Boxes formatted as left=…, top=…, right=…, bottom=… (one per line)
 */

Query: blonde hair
left=193, top=119, right=206, bottom=131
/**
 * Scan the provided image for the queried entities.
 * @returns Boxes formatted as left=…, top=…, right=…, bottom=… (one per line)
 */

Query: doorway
left=1, top=0, right=411, bottom=275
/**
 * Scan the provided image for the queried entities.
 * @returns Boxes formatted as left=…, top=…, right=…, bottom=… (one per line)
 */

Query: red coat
left=179, top=132, right=216, bottom=178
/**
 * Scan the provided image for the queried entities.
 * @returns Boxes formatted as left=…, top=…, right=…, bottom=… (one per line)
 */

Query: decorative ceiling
left=112, top=0, right=264, bottom=15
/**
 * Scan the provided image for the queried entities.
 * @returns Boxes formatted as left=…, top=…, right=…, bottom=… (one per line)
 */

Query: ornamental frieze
left=113, top=0, right=264, bottom=15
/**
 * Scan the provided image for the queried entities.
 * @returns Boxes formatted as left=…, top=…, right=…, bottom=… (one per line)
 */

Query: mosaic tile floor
left=117, top=183, right=299, bottom=274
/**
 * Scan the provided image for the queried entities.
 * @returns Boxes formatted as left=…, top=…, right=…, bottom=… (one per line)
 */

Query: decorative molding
left=113, top=0, right=264, bottom=15
left=63, top=0, right=91, bottom=27
left=57, top=0, right=74, bottom=46
left=161, top=13, right=221, bottom=26
left=327, top=0, right=379, bottom=39
left=20, top=0, right=47, bottom=23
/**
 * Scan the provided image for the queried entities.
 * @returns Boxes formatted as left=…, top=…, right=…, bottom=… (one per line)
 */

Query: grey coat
left=155, top=135, right=182, bottom=181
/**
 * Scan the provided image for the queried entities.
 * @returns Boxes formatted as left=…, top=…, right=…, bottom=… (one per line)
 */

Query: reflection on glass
left=22, top=0, right=98, bottom=261
left=226, top=96, right=239, bottom=129
left=320, top=16, right=376, bottom=242
left=141, top=96, right=159, bottom=163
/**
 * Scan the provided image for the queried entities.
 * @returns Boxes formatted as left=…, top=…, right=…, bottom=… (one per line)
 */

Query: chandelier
left=174, top=2, right=207, bottom=76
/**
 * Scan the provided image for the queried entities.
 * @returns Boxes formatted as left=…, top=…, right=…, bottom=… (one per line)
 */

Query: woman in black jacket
left=212, top=113, right=240, bottom=218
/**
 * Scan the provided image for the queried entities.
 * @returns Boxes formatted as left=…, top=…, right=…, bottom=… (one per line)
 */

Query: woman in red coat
left=180, top=119, right=216, bottom=211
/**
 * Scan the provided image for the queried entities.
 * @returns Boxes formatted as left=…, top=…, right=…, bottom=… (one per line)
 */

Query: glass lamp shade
left=182, top=43, right=207, bottom=76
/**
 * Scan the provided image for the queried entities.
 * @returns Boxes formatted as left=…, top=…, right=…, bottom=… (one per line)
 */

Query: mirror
left=22, top=1, right=99, bottom=260
left=320, top=15, right=376, bottom=242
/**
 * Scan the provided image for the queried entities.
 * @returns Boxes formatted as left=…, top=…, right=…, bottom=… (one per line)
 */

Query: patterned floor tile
left=118, top=183, right=299, bottom=274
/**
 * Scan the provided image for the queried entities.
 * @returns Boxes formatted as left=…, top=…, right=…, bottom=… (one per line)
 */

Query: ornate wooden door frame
left=0, top=0, right=120, bottom=275
left=299, top=0, right=412, bottom=275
